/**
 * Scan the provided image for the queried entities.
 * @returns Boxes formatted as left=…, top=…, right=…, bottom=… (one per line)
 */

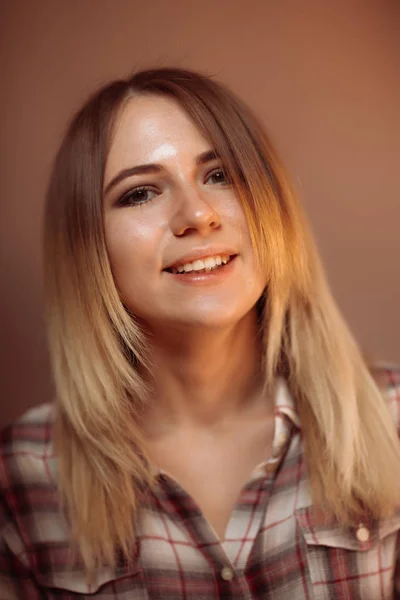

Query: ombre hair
left=44, top=67, right=400, bottom=578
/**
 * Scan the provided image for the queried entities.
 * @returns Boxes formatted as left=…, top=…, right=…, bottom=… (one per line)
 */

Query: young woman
left=1, top=67, right=400, bottom=599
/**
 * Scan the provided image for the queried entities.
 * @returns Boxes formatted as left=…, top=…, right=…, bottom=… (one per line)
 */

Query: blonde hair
left=44, top=67, right=400, bottom=579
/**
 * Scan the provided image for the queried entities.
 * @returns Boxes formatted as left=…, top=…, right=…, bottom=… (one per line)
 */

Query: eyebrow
left=104, top=149, right=219, bottom=196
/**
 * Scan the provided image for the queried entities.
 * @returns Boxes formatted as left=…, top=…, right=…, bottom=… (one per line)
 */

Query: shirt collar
left=274, top=377, right=301, bottom=429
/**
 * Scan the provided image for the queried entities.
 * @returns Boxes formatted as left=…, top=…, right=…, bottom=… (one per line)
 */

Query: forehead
left=105, top=95, right=210, bottom=174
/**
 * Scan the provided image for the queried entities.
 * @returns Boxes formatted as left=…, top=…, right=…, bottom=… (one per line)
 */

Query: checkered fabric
left=1, top=368, right=400, bottom=599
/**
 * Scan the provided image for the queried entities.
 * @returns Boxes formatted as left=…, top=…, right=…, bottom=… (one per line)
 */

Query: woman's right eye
left=117, top=186, right=158, bottom=207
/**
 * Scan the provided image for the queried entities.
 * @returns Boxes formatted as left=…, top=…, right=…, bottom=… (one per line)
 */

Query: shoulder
left=370, top=363, right=400, bottom=432
left=0, top=403, right=55, bottom=474
left=0, top=403, right=57, bottom=526
left=0, top=404, right=74, bottom=586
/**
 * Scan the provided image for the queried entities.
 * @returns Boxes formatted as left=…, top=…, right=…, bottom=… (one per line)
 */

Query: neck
left=141, top=310, right=266, bottom=432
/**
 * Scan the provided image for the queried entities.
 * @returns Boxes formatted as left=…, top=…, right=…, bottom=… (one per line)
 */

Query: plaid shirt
left=1, top=368, right=400, bottom=599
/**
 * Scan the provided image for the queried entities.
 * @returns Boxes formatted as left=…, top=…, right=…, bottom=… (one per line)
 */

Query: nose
left=170, top=187, right=221, bottom=237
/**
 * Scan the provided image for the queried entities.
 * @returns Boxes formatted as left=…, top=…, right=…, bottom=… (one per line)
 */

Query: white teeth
left=204, top=257, right=216, bottom=270
left=170, top=254, right=231, bottom=274
left=192, top=259, right=205, bottom=270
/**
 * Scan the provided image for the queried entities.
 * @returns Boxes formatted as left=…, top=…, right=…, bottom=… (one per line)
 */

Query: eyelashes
left=206, top=167, right=229, bottom=186
left=115, top=167, right=230, bottom=208
left=118, top=186, right=157, bottom=206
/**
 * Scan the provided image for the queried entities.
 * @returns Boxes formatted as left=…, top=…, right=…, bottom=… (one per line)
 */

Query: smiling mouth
left=165, top=254, right=236, bottom=274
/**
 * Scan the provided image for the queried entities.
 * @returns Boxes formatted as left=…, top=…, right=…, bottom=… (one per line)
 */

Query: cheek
left=104, top=215, right=161, bottom=296
left=222, top=195, right=253, bottom=243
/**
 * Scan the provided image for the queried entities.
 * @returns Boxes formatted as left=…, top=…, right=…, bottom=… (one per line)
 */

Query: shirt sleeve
left=0, top=531, right=44, bottom=600
left=0, top=494, right=44, bottom=600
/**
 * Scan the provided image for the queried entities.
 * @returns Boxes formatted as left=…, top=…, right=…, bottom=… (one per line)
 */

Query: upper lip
left=164, top=247, right=238, bottom=270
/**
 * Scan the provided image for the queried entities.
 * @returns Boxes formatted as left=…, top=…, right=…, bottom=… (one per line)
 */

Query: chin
left=169, top=303, right=256, bottom=330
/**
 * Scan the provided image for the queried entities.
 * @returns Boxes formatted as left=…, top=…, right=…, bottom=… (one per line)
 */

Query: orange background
left=1, top=0, right=399, bottom=426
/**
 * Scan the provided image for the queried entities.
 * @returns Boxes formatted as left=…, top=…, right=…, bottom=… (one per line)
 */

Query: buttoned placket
left=154, top=473, right=275, bottom=598
left=146, top=411, right=295, bottom=598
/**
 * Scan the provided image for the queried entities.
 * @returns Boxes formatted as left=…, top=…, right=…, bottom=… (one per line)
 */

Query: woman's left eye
left=205, top=168, right=229, bottom=186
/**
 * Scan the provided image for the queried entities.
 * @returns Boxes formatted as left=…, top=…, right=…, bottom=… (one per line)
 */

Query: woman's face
left=103, top=94, right=266, bottom=332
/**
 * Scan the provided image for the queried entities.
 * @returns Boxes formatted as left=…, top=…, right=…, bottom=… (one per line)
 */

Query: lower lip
left=164, top=256, right=237, bottom=285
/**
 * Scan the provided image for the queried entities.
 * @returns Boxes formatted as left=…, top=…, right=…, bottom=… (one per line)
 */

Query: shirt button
left=356, top=525, right=370, bottom=543
left=220, top=566, right=234, bottom=581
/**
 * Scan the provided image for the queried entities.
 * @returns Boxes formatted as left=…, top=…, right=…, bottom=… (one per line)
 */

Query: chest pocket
left=32, top=542, right=148, bottom=599
left=296, top=507, right=400, bottom=600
